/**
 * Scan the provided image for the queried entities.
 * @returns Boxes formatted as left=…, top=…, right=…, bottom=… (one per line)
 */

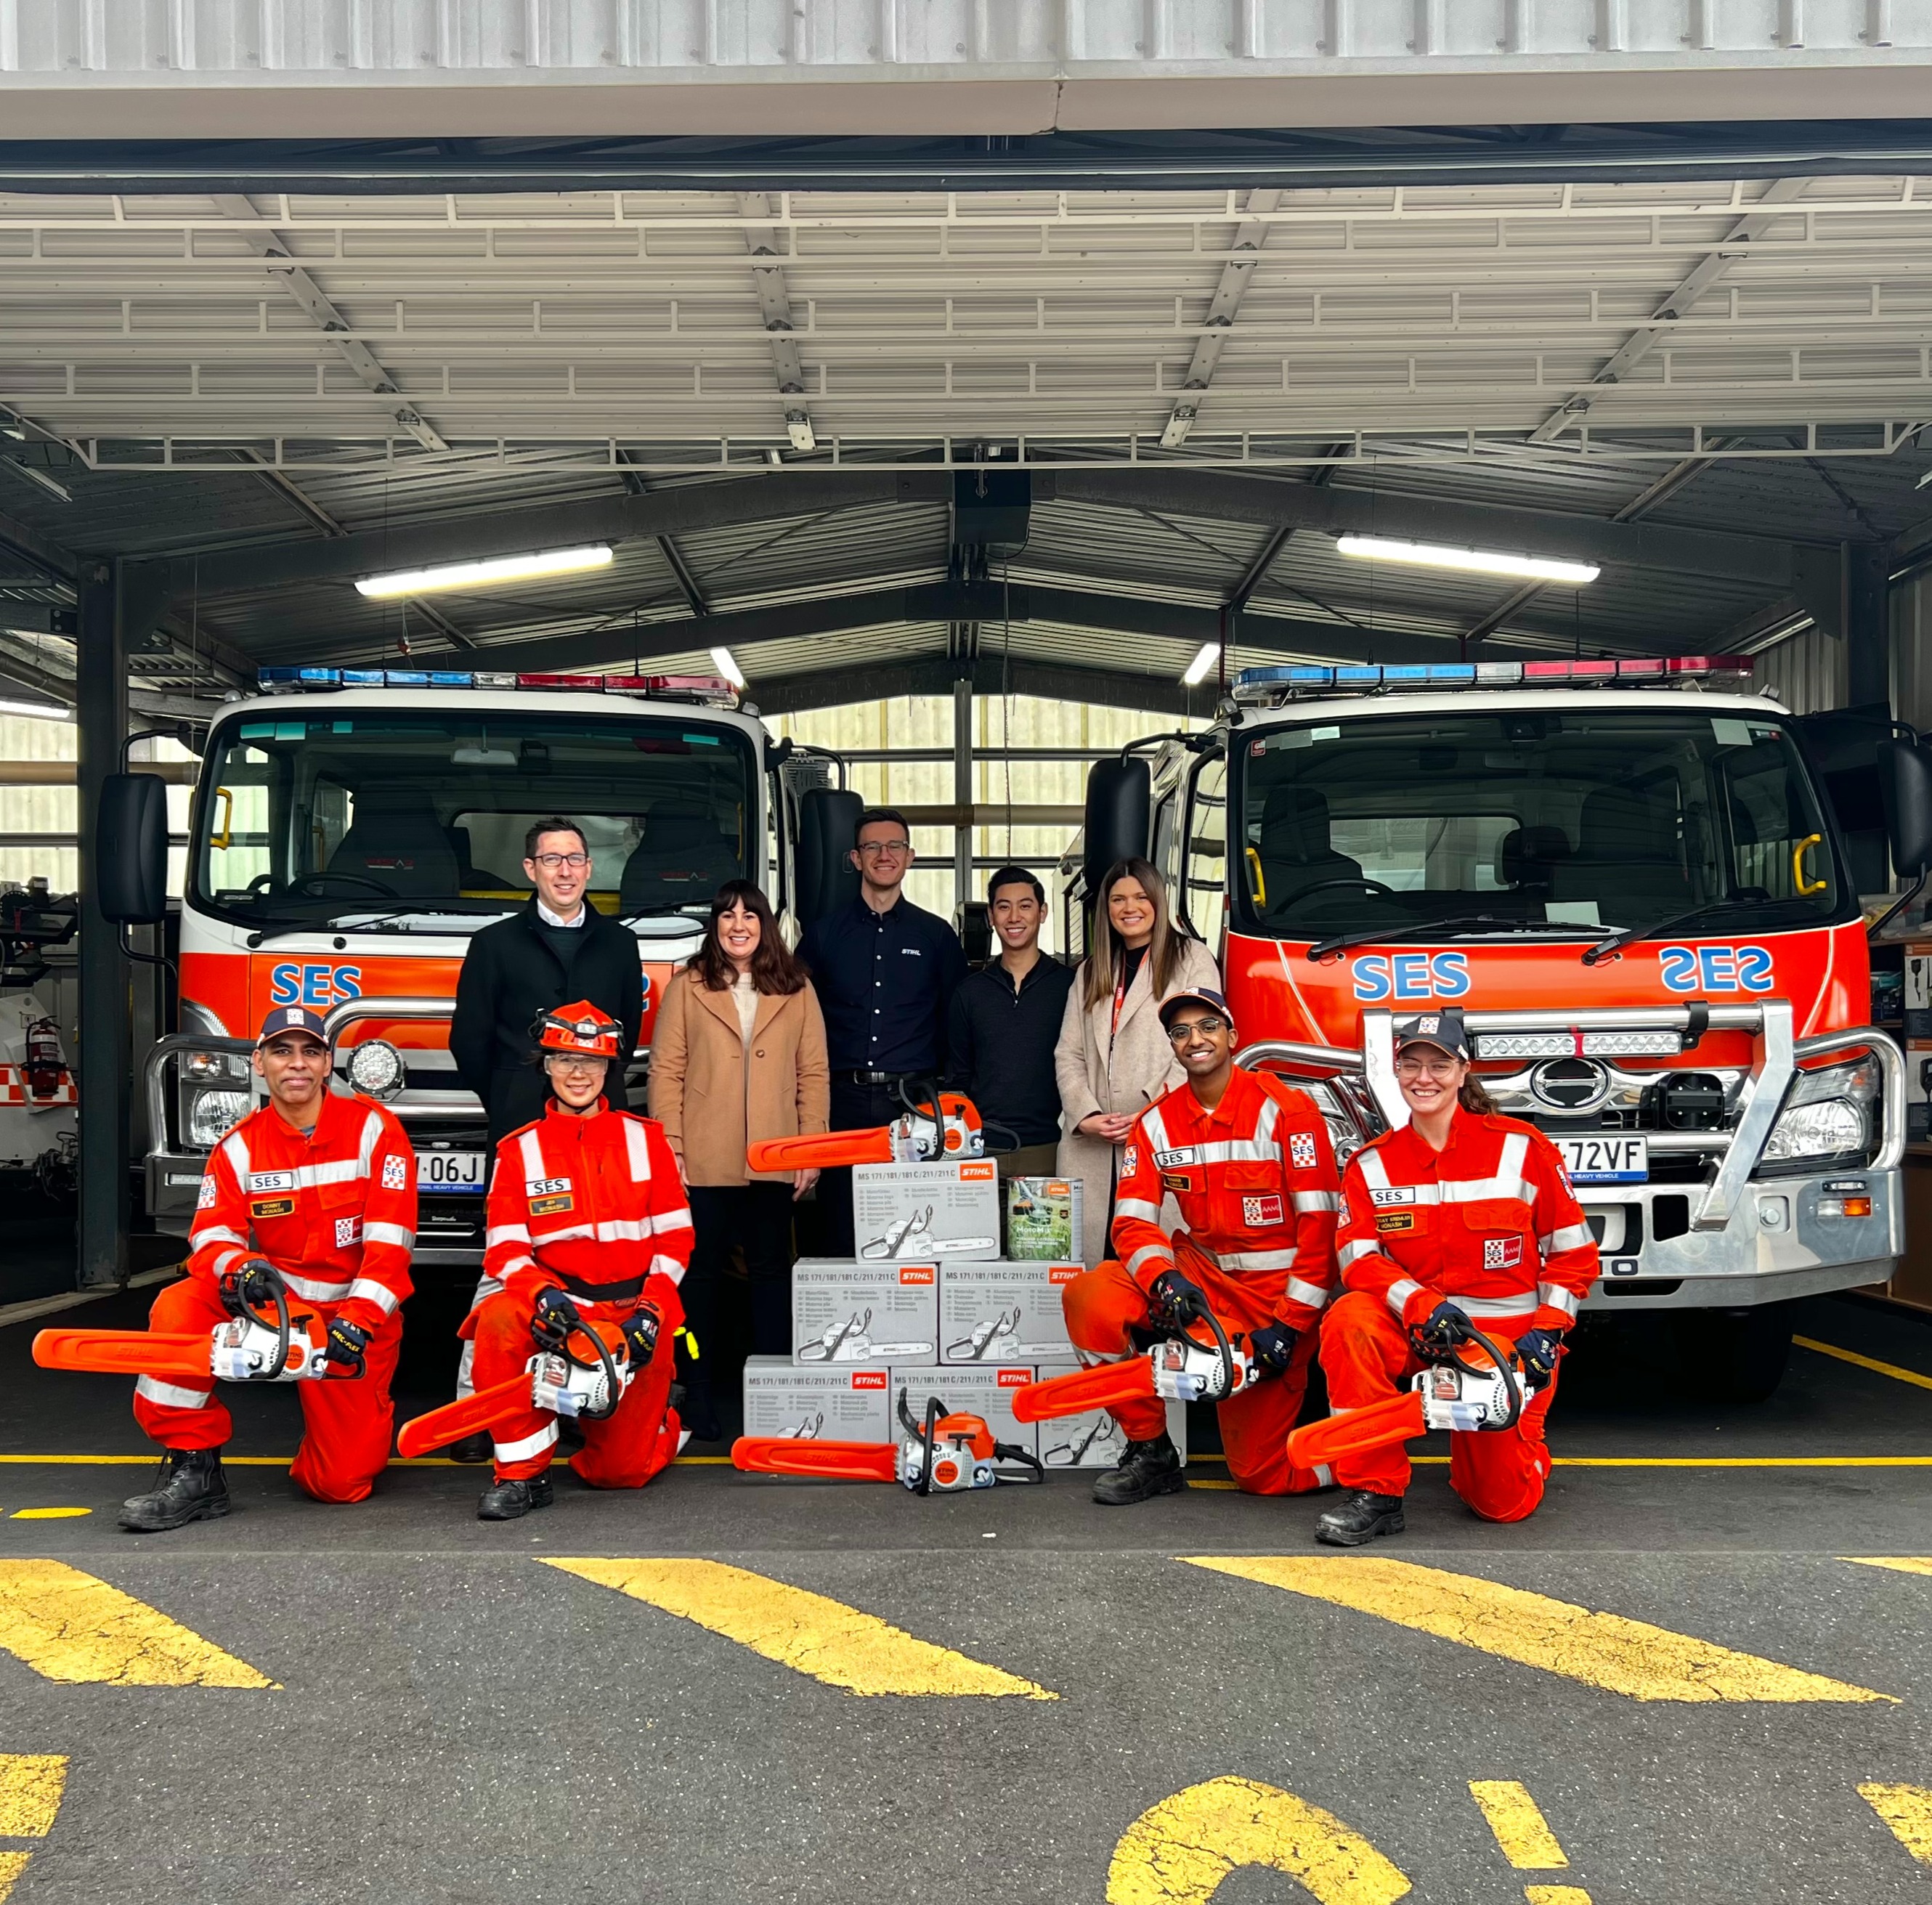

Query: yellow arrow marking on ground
left=1180, top=1557, right=1892, bottom=1704
left=540, top=1558, right=1055, bottom=1699
left=0, top=1561, right=275, bottom=1688
left=0, top=1752, right=69, bottom=1904
left=1860, top=1784, right=1932, bottom=1865
left=1107, top=1776, right=1410, bottom=1905
left=1469, top=1782, right=1570, bottom=1869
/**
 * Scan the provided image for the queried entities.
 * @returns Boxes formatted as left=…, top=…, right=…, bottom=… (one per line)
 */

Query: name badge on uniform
left=530, top=1193, right=574, bottom=1216
left=1242, top=1193, right=1286, bottom=1227
left=1376, top=1210, right=1416, bottom=1234
left=251, top=1196, right=296, bottom=1219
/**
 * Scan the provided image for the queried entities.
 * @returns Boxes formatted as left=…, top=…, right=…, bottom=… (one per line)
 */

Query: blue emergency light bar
left=253, top=667, right=739, bottom=707
left=1233, top=654, right=1750, bottom=705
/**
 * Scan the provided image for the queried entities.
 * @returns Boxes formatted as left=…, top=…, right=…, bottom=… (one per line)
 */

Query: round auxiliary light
left=346, top=1039, right=406, bottom=1102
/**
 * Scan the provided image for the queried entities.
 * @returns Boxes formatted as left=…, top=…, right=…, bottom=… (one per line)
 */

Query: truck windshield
left=192, top=707, right=757, bottom=930
left=1235, top=705, right=1845, bottom=942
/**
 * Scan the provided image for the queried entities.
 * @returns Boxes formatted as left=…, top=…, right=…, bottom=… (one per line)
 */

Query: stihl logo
left=959, top=1163, right=996, bottom=1182
left=997, top=1368, right=1029, bottom=1386
left=898, top=1266, right=935, bottom=1285
left=1048, top=1265, right=1079, bottom=1284
left=850, top=1371, right=888, bottom=1391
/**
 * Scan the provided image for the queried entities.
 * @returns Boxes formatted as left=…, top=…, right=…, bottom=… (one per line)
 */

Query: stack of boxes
left=742, top=1162, right=1185, bottom=1469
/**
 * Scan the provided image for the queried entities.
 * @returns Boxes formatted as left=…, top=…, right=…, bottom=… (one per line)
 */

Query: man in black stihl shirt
left=797, top=805, right=967, bottom=1255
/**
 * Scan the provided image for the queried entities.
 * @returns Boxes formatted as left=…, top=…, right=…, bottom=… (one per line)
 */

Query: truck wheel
left=1681, top=1306, right=1794, bottom=1405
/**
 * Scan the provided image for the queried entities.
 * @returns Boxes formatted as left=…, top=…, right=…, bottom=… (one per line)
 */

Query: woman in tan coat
left=1054, top=857, right=1220, bottom=1267
left=649, top=880, right=829, bottom=1434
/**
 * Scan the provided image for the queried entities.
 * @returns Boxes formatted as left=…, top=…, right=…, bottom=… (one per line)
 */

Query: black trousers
left=817, top=1078, right=905, bottom=1258
left=684, top=1182, right=800, bottom=1361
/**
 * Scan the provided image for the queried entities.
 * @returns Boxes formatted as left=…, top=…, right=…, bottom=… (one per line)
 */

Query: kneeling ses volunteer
left=1315, top=1007, right=1596, bottom=1545
left=122, top=1006, right=417, bottom=1532
left=466, top=1002, right=692, bottom=1520
left=1061, top=987, right=1341, bottom=1503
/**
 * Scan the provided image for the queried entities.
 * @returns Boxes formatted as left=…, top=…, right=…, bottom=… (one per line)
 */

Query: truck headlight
left=1762, top=1055, right=1879, bottom=1168
left=186, top=1089, right=249, bottom=1148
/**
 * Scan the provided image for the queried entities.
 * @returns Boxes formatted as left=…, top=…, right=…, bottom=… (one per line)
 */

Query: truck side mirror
left=1878, top=739, right=1932, bottom=877
left=795, top=786, right=862, bottom=928
left=1082, top=757, right=1151, bottom=882
left=95, top=771, right=170, bottom=924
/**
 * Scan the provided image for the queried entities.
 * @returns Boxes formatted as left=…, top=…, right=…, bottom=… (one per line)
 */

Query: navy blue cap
left=255, top=1005, right=331, bottom=1049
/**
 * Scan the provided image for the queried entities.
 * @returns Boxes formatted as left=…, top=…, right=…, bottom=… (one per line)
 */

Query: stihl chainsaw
left=1010, top=1303, right=1255, bottom=1424
left=733, top=1387, right=1044, bottom=1492
left=1286, top=1315, right=1526, bottom=1471
left=747, top=1077, right=996, bottom=1174
left=397, top=1315, right=636, bottom=1459
left=34, top=1262, right=340, bottom=1386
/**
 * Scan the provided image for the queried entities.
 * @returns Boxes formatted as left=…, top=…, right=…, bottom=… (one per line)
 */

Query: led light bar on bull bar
left=1475, top=1029, right=1687, bottom=1060
left=1233, top=656, right=1750, bottom=704
left=253, top=667, right=738, bottom=707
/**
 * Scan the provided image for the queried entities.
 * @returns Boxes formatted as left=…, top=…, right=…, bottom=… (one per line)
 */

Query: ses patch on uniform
left=381, top=1153, right=407, bottom=1191
left=1375, top=1210, right=1416, bottom=1234
left=529, top=1193, right=574, bottom=1216
left=1288, top=1132, right=1318, bottom=1171
left=250, top=1196, right=296, bottom=1219
left=1242, top=1193, right=1286, bottom=1227
left=1483, top=1235, right=1525, bottom=1270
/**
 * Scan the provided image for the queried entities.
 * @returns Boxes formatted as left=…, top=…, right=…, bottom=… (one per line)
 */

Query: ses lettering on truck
left=1351, top=951, right=1471, bottom=1003
left=267, top=962, right=364, bottom=1009
left=1657, top=945, right=1774, bottom=994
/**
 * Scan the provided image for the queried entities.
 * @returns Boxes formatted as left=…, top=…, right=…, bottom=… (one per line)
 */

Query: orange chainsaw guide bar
left=33, top=1330, right=212, bottom=1384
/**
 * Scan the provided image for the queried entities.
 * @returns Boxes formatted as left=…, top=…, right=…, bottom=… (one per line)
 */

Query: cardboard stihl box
left=1004, top=1175, right=1084, bottom=1262
left=1028, top=1364, right=1187, bottom=1470
left=938, top=1260, right=1081, bottom=1365
left=741, top=1357, right=895, bottom=1443
left=852, top=1158, right=1001, bottom=1262
left=790, top=1259, right=941, bottom=1366
left=888, top=1363, right=1042, bottom=1472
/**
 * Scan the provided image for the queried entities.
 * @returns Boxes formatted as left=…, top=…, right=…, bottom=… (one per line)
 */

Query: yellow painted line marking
left=540, top=1557, right=1055, bottom=1699
left=9, top=1508, right=89, bottom=1520
left=0, top=1560, right=276, bottom=1688
left=1180, top=1556, right=1894, bottom=1705
left=1525, top=1889, right=1593, bottom=1904
left=0, top=1755, right=66, bottom=1838
left=1107, top=1776, right=1410, bottom=1905
left=1862, top=1783, right=1932, bottom=1865
left=1469, top=1782, right=1569, bottom=1869
left=1795, top=1336, right=1932, bottom=1392
left=0, top=1851, right=31, bottom=1903
left=1843, top=1556, right=1932, bottom=1578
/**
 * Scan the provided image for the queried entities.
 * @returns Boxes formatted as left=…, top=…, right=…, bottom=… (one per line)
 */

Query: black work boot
left=476, top=1472, right=555, bottom=1522
left=1091, top=1432, right=1188, bottom=1506
left=1315, top=1489, right=1405, bottom=1547
left=118, top=1448, right=231, bottom=1532
left=447, top=1432, right=492, bottom=1465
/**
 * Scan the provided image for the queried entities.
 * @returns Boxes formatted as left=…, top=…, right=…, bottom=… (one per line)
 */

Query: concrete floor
left=1, top=1287, right=1931, bottom=1904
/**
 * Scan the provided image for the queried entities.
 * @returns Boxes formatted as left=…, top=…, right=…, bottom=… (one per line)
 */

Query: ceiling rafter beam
left=1161, top=187, right=1280, bottom=452
left=211, top=192, right=449, bottom=452
left=739, top=192, right=816, bottom=454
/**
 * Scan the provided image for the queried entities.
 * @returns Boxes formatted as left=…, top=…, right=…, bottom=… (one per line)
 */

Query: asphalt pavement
left=1, top=1286, right=1931, bottom=1904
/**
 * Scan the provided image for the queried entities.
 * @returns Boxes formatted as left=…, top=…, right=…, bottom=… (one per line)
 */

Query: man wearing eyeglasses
left=797, top=805, right=968, bottom=1254
left=447, top=817, right=646, bottom=1447
left=1060, top=987, right=1342, bottom=1505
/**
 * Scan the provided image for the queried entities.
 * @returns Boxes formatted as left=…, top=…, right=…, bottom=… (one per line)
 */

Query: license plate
left=1555, top=1134, right=1648, bottom=1185
left=418, top=1150, right=487, bottom=1194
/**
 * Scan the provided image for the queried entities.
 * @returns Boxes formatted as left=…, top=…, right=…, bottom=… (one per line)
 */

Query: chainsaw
left=1285, top=1315, right=1527, bottom=1471
left=733, top=1387, right=1044, bottom=1492
left=397, top=1315, right=636, bottom=1460
left=34, top=1262, right=341, bottom=1386
left=1010, top=1302, right=1256, bottom=1425
left=747, top=1078, right=994, bottom=1174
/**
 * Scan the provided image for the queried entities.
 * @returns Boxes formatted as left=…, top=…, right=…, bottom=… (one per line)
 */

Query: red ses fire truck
left=1076, top=655, right=1924, bottom=1400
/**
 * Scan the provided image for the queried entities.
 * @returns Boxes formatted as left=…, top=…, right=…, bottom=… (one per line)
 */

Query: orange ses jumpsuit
left=471, top=1097, right=693, bottom=1487
left=138, top=1092, right=417, bottom=1503
left=1320, top=1108, right=1599, bottom=1522
left=1063, top=1068, right=1341, bottom=1495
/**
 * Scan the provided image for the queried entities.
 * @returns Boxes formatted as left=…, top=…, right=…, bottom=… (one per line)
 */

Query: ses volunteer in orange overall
left=122, top=1006, right=417, bottom=1532
left=1315, top=1007, right=1598, bottom=1546
left=1062, top=986, right=1341, bottom=1504
left=468, top=1002, right=693, bottom=1521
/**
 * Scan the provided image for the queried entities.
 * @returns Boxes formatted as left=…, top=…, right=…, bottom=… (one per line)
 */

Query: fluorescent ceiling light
left=1182, top=642, right=1220, bottom=687
left=710, top=646, right=747, bottom=689
left=354, top=544, right=613, bottom=600
left=1336, top=535, right=1600, bottom=586
left=0, top=696, right=71, bottom=721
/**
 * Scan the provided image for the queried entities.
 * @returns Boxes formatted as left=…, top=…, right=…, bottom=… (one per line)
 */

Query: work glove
left=1247, top=1321, right=1301, bottom=1380
left=322, top=1316, right=371, bottom=1378
left=1148, top=1267, right=1209, bottom=1334
left=1408, top=1299, right=1472, bottom=1354
left=219, top=1259, right=280, bottom=1318
left=620, top=1304, right=663, bottom=1368
left=1514, top=1327, right=1564, bottom=1393
left=529, top=1286, right=580, bottom=1351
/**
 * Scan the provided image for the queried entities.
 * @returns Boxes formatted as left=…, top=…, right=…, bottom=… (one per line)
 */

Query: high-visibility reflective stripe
left=362, top=1222, right=413, bottom=1250
left=1540, top=1223, right=1593, bottom=1255
left=1386, top=1275, right=1423, bottom=1316
left=519, top=1129, right=545, bottom=1187
left=357, top=1110, right=383, bottom=1176
left=624, top=1118, right=652, bottom=1183
left=649, top=1207, right=691, bottom=1235
left=1125, top=1243, right=1172, bottom=1279
left=1294, top=1190, right=1340, bottom=1213
left=1339, top=1238, right=1384, bottom=1270
left=1219, top=1246, right=1300, bottom=1272
left=1141, top=1106, right=1172, bottom=1155
left=1455, top=1292, right=1538, bottom=1318
left=1285, top=1275, right=1331, bottom=1310
left=493, top=1423, right=559, bottom=1463
left=219, top=1130, right=251, bottom=1179
left=344, top=1278, right=400, bottom=1315
left=649, top=1254, right=686, bottom=1283
left=134, top=1374, right=212, bottom=1410
left=485, top=1225, right=531, bottom=1248
left=279, top=1270, right=349, bottom=1301
left=1115, top=1198, right=1162, bottom=1224
left=1537, top=1284, right=1582, bottom=1320
left=191, top=1226, right=249, bottom=1250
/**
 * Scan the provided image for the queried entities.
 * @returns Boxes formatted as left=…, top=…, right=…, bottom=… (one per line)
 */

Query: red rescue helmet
left=533, top=1000, right=623, bottom=1060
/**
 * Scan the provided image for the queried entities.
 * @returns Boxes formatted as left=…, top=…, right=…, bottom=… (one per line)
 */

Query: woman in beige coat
left=1054, top=857, right=1220, bottom=1267
left=649, top=880, right=829, bottom=1433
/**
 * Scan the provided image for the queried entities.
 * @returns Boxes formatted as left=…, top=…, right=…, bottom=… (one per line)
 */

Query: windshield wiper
left=1580, top=896, right=1780, bottom=967
left=1307, top=912, right=1586, bottom=962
